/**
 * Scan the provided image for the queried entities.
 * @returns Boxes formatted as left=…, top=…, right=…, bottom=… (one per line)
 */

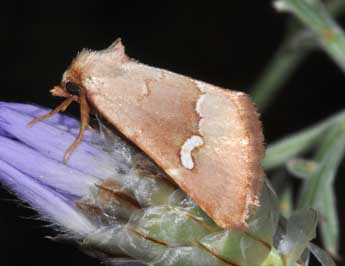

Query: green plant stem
left=251, top=0, right=345, bottom=111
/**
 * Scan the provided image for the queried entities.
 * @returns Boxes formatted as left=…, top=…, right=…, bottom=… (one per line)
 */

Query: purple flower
left=0, top=102, right=129, bottom=236
left=0, top=102, right=335, bottom=266
left=0, top=102, right=183, bottom=265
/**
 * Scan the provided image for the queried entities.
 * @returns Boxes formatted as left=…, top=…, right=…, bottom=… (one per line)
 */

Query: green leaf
left=294, top=121, right=345, bottom=255
left=285, top=156, right=339, bottom=255
left=278, top=209, right=318, bottom=266
left=250, top=45, right=306, bottom=110
left=274, top=0, right=345, bottom=71
left=199, top=230, right=271, bottom=266
left=118, top=226, right=168, bottom=263
left=284, top=160, right=339, bottom=256
left=128, top=206, right=212, bottom=247
left=251, top=0, right=345, bottom=112
left=286, top=158, right=319, bottom=179
left=197, top=181, right=279, bottom=266
left=263, top=109, right=345, bottom=170
left=297, top=121, right=345, bottom=209
left=154, top=247, right=222, bottom=266
left=319, top=185, right=339, bottom=257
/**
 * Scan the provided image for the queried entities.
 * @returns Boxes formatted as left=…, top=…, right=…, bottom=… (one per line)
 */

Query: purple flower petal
left=0, top=135, right=100, bottom=197
left=0, top=127, right=12, bottom=138
left=0, top=102, right=80, bottom=128
left=0, top=160, right=96, bottom=235
left=0, top=102, right=95, bottom=141
left=0, top=106, right=128, bottom=179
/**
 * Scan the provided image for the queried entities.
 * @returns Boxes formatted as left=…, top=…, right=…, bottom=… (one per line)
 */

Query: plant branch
left=251, top=0, right=345, bottom=111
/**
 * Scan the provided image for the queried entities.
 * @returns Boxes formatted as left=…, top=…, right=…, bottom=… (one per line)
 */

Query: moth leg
left=63, top=88, right=90, bottom=162
left=27, top=96, right=74, bottom=127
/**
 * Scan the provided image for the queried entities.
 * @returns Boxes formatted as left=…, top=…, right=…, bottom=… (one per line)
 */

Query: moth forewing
left=58, top=40, right=265, bottom=230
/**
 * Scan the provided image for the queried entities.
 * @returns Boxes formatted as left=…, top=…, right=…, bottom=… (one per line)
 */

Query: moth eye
left=65, top=82, right=81, bottom=95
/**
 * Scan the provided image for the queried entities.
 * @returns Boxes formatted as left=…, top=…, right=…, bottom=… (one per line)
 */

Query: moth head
left=34, top=38, right=130, bottom=162
left=51, top=38, right=129, bottom=100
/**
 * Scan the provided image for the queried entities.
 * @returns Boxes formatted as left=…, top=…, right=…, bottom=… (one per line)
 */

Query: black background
left=1, top=1, right=345, bottom=266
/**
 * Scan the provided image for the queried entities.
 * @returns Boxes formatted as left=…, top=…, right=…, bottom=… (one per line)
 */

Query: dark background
left=1, top=1, right=345, bottom=266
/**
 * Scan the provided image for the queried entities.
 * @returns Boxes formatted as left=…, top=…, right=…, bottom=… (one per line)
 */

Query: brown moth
left=30, top=39, right=265, bottom=230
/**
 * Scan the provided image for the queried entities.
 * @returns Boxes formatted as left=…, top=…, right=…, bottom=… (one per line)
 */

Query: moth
left=29, top=39, right=265, bottom=230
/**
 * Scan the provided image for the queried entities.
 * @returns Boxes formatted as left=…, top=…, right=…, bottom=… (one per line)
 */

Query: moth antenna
left=63, top=88, right=90, bottom=162
left=27, top=97, right=74, bottom=127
